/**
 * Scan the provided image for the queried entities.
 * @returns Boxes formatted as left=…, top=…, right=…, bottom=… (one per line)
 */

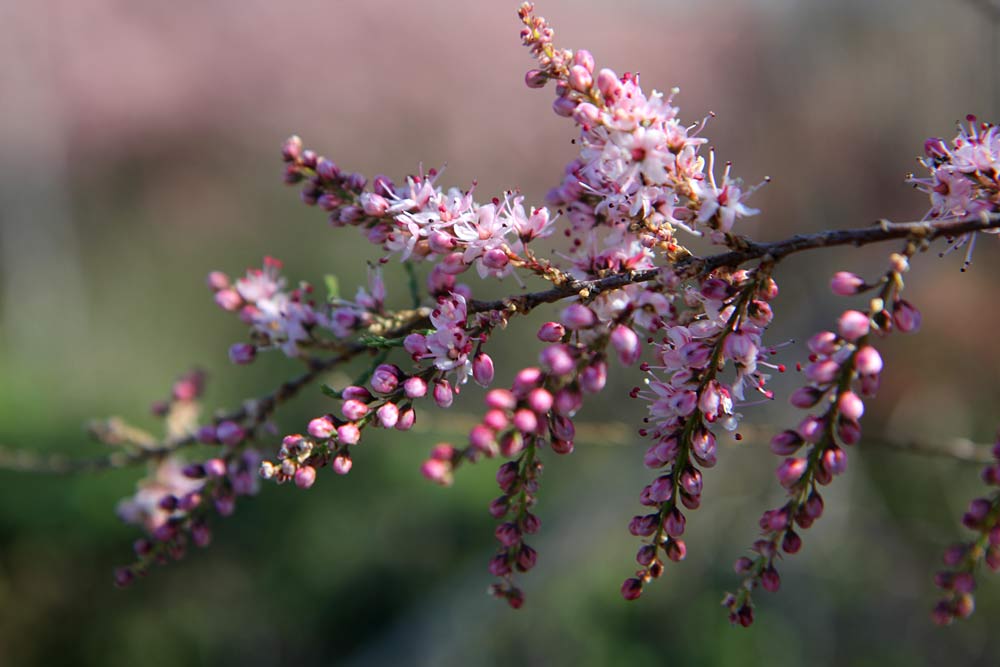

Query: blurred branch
left=414, top=413, right=995, bottom=464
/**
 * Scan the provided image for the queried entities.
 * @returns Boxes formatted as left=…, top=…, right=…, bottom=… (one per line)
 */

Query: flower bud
left=537, top=321, right=566, bottom=342
left=308, top=416, right=336, bottom=439
left=486, top=388, right=517, bottom=411
left=611, top=325, right=641, bottom=366
left=473, top=353, right=495, bottom=387
left=376, top=403, right=399, bottom=429
left=580, top=359, right=607, bottom=394
left=395, top=408, right=416, bottom=431
left=854, top=345, right=883, bottom=375
left=777, top=457, right=808, bottom=488
left=560, top=303, right=596, bottom=330
left=294, top=466, right=317, bottom=489
left=337, top=423, right=361, bottom=445
left=838, top=310, right=870, bottom=341
left=332, top=455, right=353, bottom=475
left=892, top=299, right=921, bottom=333
left=830, top=271, right=864, bottom=296
left=433, top=380, right=454, bottom=408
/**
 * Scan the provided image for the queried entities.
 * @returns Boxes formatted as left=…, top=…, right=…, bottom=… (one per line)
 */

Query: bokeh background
left=1, top=0, right=999, bottom=664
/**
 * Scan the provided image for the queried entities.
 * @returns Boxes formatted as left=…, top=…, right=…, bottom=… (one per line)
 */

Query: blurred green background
left=2, top=0, right=1000, bottom=664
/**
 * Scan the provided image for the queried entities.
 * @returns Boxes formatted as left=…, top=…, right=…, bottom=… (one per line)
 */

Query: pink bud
left=403, top=333, right=428, bottom=357
left=540, top=344, right=576, bottom=376
left=629, top=514, right=658, bottom=536
left=572, top=103, right=600, bottom=127
left=550, top=415, right=575, bottom=441
left=805, top=360, right=840, bottom=385
left=552, top=95, right=577, bottom=117
left=573, top=49, right=595, bottom=72
left=483, top=409, right=509, bottom=431
left=482, top=248, right=510, bottom=270
left=332, top=455, right=353, bottom=475
left=485, top=389, right=517, bottom=411
left=337, top=423, right=360, bottom=445
left=526, top=388, right=554, bottom=415
left=433, top=380, right=454, bottom=408
left=807, top=331, right=839, bottom=356
left=360, top=192, right=389, bottom=217
left=403, top=376, right=428, bottom=398
left=228, top=343, right=256, bottom=365
left=838, top=310, right=870, bottom=341
left=376, top=403, right=400, bottom=429
left=770, top=430, right=804, bottom=456
left=777, top=457, right=808, bottom=488
left=512, top=367, right=544, bottom=394
left=294, top=466, right=317, bottom=489
left=342, top=385, right=373, bottom=401
left=342, top=399, right=369, bottom=421
left=554, top=388, right=582, bottom=416
left=550, top=439, right=574, bottom=454
left=469, top=425, right=496, bottom=453
left=569, top=65, right=593, bottom=92
left=611, top=325, right=641, bottom=366
left=838, top=391, right=864, bottom=420
left=216, top=421, right=245, bottom=446
left=649, top=475, right=673, bottom=503
left=537, top=321, right=566, bottom=342
left=206, top=271, right=230, bottom=291
left=892, top=299, right=921, bottom=333
left=596, top=68, right=622, bottom=99
left=495, top=522, right=521, bottom=547
left=560, top=303, right=596, bottom=330
left=308, top=416, right=336, bottom=439
left=664, top=508, right=686, bottom=537
left=854, top=345, right=883, bottom=375
left=790, top=386, right=824, bottom=409
left=761, top=566, right=781, bottom=593
left=822, top=447, right=848, bottom=476
left=370, top=364, right=401, bottom=394
left=513, top=409, right=539, bottom=434
left=524, top=69, right=547, bottom=88
left=395, top=408, right=416, bottom=431
left=214, top=288, right=243, bottom=311
left=580, top=359, right=608, bottom=394
left=421, top=458, right=452, bottom=486
left=797, top=416, right=825, bottom=443
left=473, top=353, right=495, bottom=387
left=621, top=578, right=643, bottom=601
left=691, top=429, right=717, bottom=468
left=496, top=461, right=519, bottom=490
left=830, top=271, right=864, bottom=296
left=430, top=443, right=455, bottom=460
left=203, top=458, right=227, bottom=478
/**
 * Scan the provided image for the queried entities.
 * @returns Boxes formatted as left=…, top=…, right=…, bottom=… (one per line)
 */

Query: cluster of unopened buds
left=26, top=2, right=1000, bottom=627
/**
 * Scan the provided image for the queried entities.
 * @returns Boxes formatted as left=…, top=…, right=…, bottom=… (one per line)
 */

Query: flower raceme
left=76, top=2, right=1000, bottom=628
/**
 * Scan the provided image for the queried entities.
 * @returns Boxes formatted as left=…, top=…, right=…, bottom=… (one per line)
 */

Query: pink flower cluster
left=98, top=2, right=1000, bottom=631
left=283, top=134, right=557, bottom=284
left=910, top=115, right=1000, bottom=268
left=725, top=259, right=920, bottom=625
left=624, top=268, right=779, bottom=600
left=520, top=2, right=759, bottom=244
left=114, top=372, right=261, bottom=587
left=933, top=432, right=1000, bottom=625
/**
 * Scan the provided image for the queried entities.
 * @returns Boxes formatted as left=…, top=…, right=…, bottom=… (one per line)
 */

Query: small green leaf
left=324, top=275, right=341, bottom=302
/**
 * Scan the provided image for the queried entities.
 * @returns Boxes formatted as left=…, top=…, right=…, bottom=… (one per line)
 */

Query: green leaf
left=324, top=275, right=341, bottom=302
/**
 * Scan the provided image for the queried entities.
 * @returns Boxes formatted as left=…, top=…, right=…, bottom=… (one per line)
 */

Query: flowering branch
left=5, top=1, right=1000, bottom=630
